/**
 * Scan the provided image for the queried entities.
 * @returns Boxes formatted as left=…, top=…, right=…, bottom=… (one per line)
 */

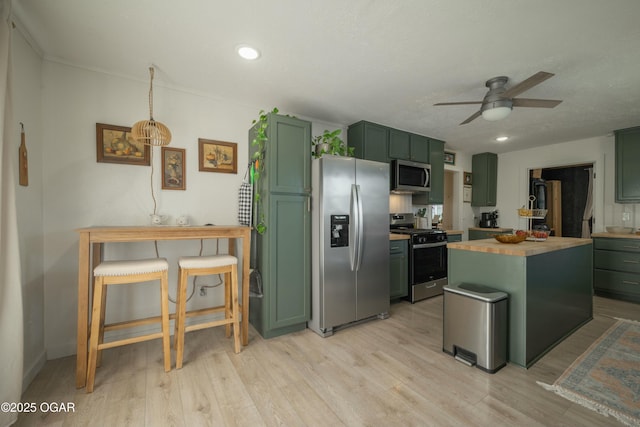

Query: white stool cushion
left=178, top=255, right=238, bottom=269
left=94, top=258, right=169, bottom=276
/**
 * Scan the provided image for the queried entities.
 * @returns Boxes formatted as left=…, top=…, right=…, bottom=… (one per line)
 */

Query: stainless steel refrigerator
left=308, top=156, right=390, bottom=337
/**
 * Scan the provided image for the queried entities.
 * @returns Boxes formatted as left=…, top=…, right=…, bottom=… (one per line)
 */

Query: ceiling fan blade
left=434, top=101, right=483, bottom=106
left=512, top=98, right=563, bottom=108
left=460, top=110, right=482, bottom=125
left=501, top=71, right=555, bottom=99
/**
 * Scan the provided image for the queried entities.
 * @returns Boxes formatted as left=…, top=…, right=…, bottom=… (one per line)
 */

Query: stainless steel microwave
left=391, top=159, right=431, bottom=193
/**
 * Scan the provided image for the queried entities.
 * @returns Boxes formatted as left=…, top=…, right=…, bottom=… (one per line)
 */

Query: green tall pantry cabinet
left=249, top=113, right=312, bottom=338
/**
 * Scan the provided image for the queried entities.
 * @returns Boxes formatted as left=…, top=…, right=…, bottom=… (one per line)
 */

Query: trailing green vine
left=251, top=107, right=278, bottom=234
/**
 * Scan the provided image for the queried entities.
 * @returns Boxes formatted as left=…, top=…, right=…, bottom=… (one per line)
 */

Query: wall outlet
left=623, top=212, right=631, bottom=221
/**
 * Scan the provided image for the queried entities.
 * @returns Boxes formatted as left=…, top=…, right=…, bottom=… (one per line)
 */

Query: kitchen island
left=447, top=236, right=593, bottom=368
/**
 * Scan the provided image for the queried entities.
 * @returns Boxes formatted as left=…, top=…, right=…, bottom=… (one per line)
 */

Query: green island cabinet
left=593, top=237, right=640, bottom=303
left=471, top=152, right=498, bottom=206
left=448, top=239, right=593, bottom=367
left=446, top=233, right=462, bottom=242
left=615, top=126, right=640, bottom=203
left=348, top=120, right=445, bottom=204
left=390, top=239, right=409, bottom=300
left=249, top=113, right=312, bottom=338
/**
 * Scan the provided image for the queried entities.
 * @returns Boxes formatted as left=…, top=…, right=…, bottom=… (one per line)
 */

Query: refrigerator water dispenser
left=330, top=214, right=349, bottom=247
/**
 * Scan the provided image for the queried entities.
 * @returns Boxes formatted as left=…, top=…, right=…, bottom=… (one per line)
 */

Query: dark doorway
left=531, top=164, right=593, bottom=237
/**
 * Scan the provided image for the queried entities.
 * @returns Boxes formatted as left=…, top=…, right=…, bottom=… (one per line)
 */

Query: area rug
left=538, top=318, right=640, bottom=427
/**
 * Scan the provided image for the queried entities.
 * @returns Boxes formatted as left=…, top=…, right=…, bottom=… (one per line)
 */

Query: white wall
left=12, top=28, right=46, bottom=389
left=497, top=135, right=639, bottom=233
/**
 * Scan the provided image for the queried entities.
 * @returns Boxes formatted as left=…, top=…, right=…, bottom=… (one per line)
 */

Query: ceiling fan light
left=482, top=106, right=512, bottom=121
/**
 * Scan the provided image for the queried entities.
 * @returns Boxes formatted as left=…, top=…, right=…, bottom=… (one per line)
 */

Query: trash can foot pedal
left=453, top=346, right=477, bottom=367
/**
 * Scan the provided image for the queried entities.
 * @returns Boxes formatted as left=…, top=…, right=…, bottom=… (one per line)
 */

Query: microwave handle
left=423, top=168, right=430, bottom=187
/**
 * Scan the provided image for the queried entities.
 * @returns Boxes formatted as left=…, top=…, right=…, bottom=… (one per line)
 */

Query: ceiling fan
left=434, top=71, right=562, bottom=125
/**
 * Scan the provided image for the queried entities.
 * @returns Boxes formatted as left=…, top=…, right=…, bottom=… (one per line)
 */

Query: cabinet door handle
left=622, top=280, right=639, bottom=285
left=623, top=259, right=639, bottom=264
left=623, top=245, right=640, bottom=249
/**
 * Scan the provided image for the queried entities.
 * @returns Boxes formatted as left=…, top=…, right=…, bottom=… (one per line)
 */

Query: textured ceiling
left=12, top=0, right=640, bottom=154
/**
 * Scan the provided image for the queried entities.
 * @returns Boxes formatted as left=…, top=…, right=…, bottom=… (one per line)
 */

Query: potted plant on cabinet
left=312, top=129, right=355, bottom=158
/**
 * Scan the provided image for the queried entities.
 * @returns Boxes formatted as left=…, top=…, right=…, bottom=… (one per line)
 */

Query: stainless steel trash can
left=442, top=283, right=508, bottom=373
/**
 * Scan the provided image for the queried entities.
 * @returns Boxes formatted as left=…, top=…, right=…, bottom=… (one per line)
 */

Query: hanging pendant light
left=131, top=67, right=172, bottom=146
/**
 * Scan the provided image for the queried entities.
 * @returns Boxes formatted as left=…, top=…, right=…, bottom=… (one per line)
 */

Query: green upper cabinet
left=389, top=130, right=430, bottom=163
left=348, top=120, right=444, bottom=199
left=471, top=152, right=498, bottom=206
left=412, top=137, right=445, bottom=205
left=348, top=121, right=389, bottom=163
left=388, top=129, right=411, bottom=160
left=427, top=138, right=445, bottom=204
left=615, top=126, right=640, bottom=203
left=410, top=134, right=430, bottom=163
left=264, top=114, right=312, bottom=194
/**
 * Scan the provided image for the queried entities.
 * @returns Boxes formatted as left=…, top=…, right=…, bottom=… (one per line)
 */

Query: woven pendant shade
left=132, top=67, right=172, bottom=146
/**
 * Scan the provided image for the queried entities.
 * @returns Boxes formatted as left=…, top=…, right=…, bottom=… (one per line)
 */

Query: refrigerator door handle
left=350, top=184, right=358, bottom=271
left=354, top=184, right=364, bottom=271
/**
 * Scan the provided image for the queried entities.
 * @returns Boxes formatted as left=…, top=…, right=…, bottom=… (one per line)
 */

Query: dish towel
left=237, top=164, right=253, bottom=226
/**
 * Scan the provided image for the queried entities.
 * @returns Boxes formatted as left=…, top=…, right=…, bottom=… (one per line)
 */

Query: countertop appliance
left=309, top=156, right=390, bottom=337
left=390, top=213, right=448, bottom=303
left=479, top=210, right=499, bottom=228
left=391, top=159, right=431, bottom=193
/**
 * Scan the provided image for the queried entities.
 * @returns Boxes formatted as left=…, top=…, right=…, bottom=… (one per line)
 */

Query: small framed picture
left=161, top=147, right=186, bottom=190
left=444, top=151, right=456, bottom=165
left=463, top=185, right=472, bottom=203
left=96, top=123, right=150, bottom=166
left=464, top=171, right=473, bottom=185
left=198, top=139, right=237, bottom=174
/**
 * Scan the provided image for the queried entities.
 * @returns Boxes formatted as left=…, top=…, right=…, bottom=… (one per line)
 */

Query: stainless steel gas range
left=390, top=213, right=448, bottom=303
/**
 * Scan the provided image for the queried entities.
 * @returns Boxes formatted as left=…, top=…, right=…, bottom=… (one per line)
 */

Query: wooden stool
left=86, top=258, right=171, bottom=393
left=174, top=255, right=241, bottom=369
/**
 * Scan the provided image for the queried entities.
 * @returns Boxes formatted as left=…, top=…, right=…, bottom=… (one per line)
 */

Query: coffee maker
left=479, top=210, right=499, bottom=228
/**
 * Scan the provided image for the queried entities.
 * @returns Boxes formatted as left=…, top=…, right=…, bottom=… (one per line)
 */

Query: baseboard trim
left=22, top=350, right=46, bottom=392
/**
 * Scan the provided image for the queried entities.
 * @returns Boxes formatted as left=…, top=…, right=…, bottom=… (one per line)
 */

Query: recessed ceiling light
left=496, top=136, right=509, bottom=142
left=237, top=45, right=260, bottom=60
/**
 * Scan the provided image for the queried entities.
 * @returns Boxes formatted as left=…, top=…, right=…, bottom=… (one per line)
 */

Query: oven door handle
left=413, top=242, right=447, bottom=249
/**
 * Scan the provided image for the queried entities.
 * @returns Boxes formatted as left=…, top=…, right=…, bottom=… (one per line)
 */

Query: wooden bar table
left=75, top=225, right=251, bottom=388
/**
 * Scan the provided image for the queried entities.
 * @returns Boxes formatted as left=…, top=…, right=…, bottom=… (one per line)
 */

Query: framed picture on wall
left=464, top=171, right=473, bottom=185
left=161, top=147, right=186, bottom=190
left=96, top=123, right=150, bottom=166
left=198, top=139, right=238, bottom=174
left=444, top=151, right=456, bottom=165
left=463, top=185, right=472, bottom=203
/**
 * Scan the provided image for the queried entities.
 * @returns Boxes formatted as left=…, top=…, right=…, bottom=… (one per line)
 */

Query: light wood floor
left=16, top=296, right=638, bottom=427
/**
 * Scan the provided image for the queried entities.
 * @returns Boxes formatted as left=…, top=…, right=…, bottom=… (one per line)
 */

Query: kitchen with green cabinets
left=249, top=113, right=312, bottom=338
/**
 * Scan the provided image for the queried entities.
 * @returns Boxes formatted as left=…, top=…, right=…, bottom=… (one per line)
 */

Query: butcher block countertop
left=448, top=236, right=592, bottom=257
left=390, top=233, right=410, bottom=241
left=592, top=232, right=640, bottom=239
left=468, top=227, right=514, bottom=232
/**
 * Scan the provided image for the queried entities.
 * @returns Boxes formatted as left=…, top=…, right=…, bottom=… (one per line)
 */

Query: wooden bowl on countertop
left=494, top=234, right=527, bottom=244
